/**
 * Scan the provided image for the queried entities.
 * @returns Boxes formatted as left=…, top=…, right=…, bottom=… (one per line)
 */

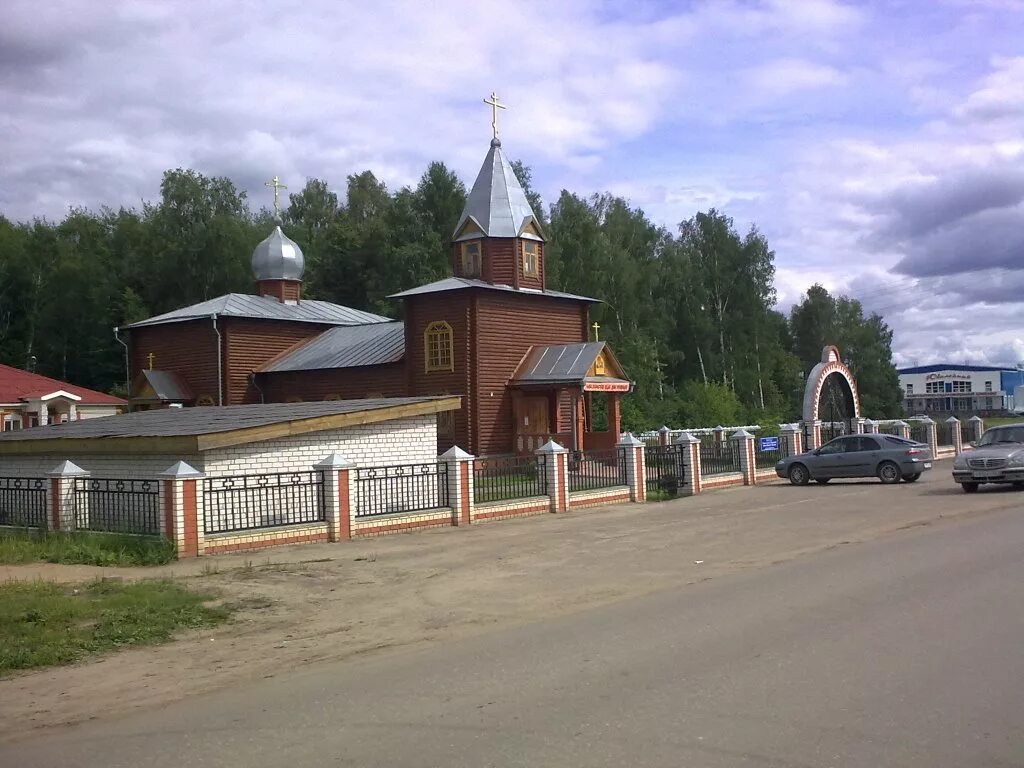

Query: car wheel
left=904, top=473, right=921, bottom=483
left=961, top=482, right=979, bottom=494
left=788, top=463, right=810, bottom=486
left=878, top=461, right=901, bottom=485
left=815, top=478, right=831, bottom=484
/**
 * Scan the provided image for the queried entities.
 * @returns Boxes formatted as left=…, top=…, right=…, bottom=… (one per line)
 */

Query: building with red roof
left=0, top=363, right=125, bottom=431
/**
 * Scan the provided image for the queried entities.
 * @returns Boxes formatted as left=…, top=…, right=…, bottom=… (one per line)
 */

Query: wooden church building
left=123, top=135, right=631, bottom=456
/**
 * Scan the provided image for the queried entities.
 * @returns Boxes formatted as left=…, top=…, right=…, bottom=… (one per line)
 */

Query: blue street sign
left=758, top=436, right=779, bottom=452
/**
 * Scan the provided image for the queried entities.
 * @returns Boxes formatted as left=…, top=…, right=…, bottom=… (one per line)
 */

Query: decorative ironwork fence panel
left=700, top=441, right=742, bottom=477
left=203, top=472, right=325, bottom=534
left=938, top=422, right=956, bottom=447
left=909, top=423, right=930, bottom=444
left=645, top=445, right=685, bottom=495
left=73, top=478, right=161, bottom=535
left=473, top=455, right=546, bottom=504
left=960, top=421, right=971, bottom=446
left=568, top=448, right=627, bottom=492
left=820, top=423, right=847, bottom=444
left=0, top=477, right=48, bottom=528
left=355, top=463, right=449, bottom=518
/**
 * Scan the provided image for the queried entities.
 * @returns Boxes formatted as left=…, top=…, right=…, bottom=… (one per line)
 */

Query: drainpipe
left=249, top=371, right=265, bottom=404
left=211, top=314, right=223, bottom=406
left=113, top=327, right=130, bottom=397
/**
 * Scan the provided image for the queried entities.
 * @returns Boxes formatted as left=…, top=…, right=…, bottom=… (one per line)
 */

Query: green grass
left=981, top=416, right=1024, bottom=428
left=0, top=579, right=229, bottom=675
left=0, top=530, right=176, bottom=567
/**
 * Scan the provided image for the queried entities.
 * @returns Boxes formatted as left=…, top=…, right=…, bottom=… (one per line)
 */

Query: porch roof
left=511, top=342, right=631, bottom=390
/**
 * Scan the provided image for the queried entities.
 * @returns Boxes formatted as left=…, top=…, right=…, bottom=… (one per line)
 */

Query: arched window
left=424, top=321, right=454, bottom=373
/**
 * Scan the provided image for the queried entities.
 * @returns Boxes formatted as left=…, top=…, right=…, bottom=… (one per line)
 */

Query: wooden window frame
left=460, top=241, right=481, bottom=278
left=424, top=321, right=454, bottom=373
left=521, top=240, right=539, bottom=277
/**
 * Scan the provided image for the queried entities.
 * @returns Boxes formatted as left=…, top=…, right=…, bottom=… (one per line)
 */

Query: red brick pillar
left=732, top=429, right=757, bottom=485
left=780, top=424, right=801, bottom=458
left=314, top=452, right=356, bottom=541
left=47, top=460, right=88, bottom=531
left=948, top=417, right=964, bottom=455
left=536, top=440, right=569, bottom=513
left=439, top=446, right=474, bottom=526
left=658, top=425, right=671, bottom=447
left=617, top=433, right=646, bottom=502
left=676, top=432, right=702, bottom=496
left=158, top=461, right=204, bottom=558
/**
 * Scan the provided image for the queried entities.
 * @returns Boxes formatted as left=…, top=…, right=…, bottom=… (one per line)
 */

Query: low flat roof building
left=897, top=364, right=1024, bottom=415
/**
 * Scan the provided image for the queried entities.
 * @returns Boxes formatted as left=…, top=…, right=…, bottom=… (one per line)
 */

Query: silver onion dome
left=251, top=226, right=304, bottom=281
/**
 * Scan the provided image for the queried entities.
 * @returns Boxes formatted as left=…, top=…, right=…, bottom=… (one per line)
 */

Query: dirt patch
left=0, top=471, right=1009, bottom=741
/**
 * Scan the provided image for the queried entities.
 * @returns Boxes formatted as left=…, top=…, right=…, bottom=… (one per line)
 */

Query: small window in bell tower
left=522, top=241, right=539, bottom=277
left=461, top=241, right=481, bottom=277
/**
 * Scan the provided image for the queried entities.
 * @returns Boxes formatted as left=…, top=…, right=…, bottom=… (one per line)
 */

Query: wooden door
left=522, top=396, right=550, bottom=435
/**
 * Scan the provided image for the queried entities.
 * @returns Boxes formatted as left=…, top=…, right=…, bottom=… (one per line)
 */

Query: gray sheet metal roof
left=389, top=277, right=597, bottom=303
left=135, top=370, right=194, bottom=401
left=126, top=294, right=391, bottom=329
left=514, top=343, right=606, bottom=384
left=260, top=322, right=405, bottom=373
left=452, top=138, right=544, bottom=241
left=0, top=398, right=452, bottom=443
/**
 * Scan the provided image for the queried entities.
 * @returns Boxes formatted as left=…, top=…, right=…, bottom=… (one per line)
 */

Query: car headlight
left=953, top=455, right=969, bottom=469
left=1009, top=454, right=1024, bottom=467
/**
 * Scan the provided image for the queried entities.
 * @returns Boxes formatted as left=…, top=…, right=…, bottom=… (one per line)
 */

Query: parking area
left=2, top=462, right=1021, bottom=739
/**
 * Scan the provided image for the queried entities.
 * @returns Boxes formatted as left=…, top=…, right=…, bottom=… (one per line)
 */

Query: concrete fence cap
left=313, top=452, right=357, bottom=469
left=918, top=417, right=935, bottom=425
left=968, top=415, right=984, bottom=423
left=157, top=460, right=203, bottom=479
left=893, top=420, right=909, bottom=427
left=658, top=425, right=671, bottom=433
left=944, top=416, right=961, bottom=424
left=439, top=445, right=474, bottom=461
left=780, top=423, right=799, bottom=432
left=47, top=459, right=88, bottom=478
left=714, top=425, right=725, bottom=432
left=535, top=439, right=568, bottom=454
left=617, top=433, right=644, bottom=447
left=675, top=431, right=701, bottom=445
left=731, top=429, right=755, bottom=440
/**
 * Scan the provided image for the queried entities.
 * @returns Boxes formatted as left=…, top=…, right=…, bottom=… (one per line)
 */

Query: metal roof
left=514, top=343, right=605, bottom=384
left=125, top=294, right=391, bottom=329
left=0, top=397, right=460, bottom=453
left=389, top=277, right=597, bottom=303
left=252, top=226, right=304, bottom=281
left=452, top=138, right=544, bottom=241
left=260, top=322, right=405, bottom=373
left=135, top=370, right=194, bottom=402
left=897, top=363, right=1017, bottom=374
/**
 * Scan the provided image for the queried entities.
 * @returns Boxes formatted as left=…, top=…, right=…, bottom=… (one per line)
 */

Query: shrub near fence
left=700, top=441, right=741, bottom=477
left=0, top=477, right=48, bottom=529
left=568, top=448, right=627, bottom=492
left=355, top=462, right=449, bottom=518
left=203, top=472, right=325, bottom=535
left=473, top=455, right=546, bottom=504
left=73, top=478, right=161, bottom=536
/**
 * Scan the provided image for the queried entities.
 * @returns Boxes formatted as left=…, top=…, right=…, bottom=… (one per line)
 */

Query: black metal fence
left=700, top=441, right=741, bottom=477
left=938, top=421, right=956, bottom=447
left=909, top=422, right=930, bottom=445
left=203, top=472, right=325, bottom=535
left=355, top=462, right=449, bottom=518
left=0, top=476, right=48, bottom=528
left=645, top=445, right=685, bottom=496
left=473, top=454, right=546, bottom=504
left=960, top=421, right=972, bottom=446
left=754, top=435, right=788, bottom=470
left=820, top=423, right=847, bottom=444
left=73, top=477, right=161, bottom=535
left=568, top=448, right=628, bottom=492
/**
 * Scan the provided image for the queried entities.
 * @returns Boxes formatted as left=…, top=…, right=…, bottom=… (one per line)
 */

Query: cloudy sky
left=2, top=0, right=1024, bottom=368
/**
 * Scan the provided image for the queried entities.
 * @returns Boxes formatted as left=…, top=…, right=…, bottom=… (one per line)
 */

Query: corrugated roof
left=125, top=294, right=391, bottom=329
left=453, top=138, right=543, bottom=241
left=514, top=343, right=605, bottom=384
left=134, top=370, right=194, bottom=402
left=0, top=398, right=454, bottom=444
left=897, top=363, right=1016, bottom=374
left=389, top=277, right=597, bottom=303
left=0, top=363, right=125, bottom=406
left=260, top=322, right=405, bottom=373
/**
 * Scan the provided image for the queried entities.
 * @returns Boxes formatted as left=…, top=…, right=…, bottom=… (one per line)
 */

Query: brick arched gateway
left=802, top=345, right=862, bottom=425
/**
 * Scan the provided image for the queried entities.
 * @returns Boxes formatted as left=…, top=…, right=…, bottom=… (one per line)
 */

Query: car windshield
left=978, top=427, right=1024, bottom=446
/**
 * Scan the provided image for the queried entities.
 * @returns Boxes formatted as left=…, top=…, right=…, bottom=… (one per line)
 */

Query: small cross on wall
left=146, top=352, right=156, bottom=370
left=591, top=322, right=600, bottom=341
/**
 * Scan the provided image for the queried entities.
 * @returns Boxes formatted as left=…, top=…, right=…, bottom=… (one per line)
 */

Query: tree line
left=0, top=163, right=904, bottom=428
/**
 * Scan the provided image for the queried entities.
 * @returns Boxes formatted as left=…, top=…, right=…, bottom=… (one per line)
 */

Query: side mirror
left=969, top=441, right=978, bottom=448
left=812, top=449, right=821, bottom=456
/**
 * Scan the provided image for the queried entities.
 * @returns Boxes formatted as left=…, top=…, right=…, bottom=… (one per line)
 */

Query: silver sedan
left=951, top=423, right=1024, bottom=493
left=776, top=434, right=933, bottom=485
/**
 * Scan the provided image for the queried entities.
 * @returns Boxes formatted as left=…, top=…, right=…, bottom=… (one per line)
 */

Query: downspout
left=249, top=371, right=265, bottom=404
left=113, top=327, right=130, bottom=398
left=211, top=314, right=223, bottom=406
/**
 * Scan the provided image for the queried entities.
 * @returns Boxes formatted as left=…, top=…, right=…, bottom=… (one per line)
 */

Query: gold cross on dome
left=483, top=91, right=507, bottom=140
left=592, top=322, right=600, bottom=341
left=146, top=352, right=156, bottom=370
left=264, top=175, right=288, bottom=219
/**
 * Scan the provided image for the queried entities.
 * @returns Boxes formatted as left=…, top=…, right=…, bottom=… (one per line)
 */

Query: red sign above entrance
left=583, top=381, right=631, bottom=393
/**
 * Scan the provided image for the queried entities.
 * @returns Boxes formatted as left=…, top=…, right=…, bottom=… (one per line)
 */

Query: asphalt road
left=6, top=489, right=1024, bottom=766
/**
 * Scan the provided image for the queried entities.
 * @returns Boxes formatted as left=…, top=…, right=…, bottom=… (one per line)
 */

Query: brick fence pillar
left=676, top=432, right=702, bottom=496
left=47, top=460, right=88, bottom=531
left=893, top=420, right=911, bottom=440
left=865, top=419, right=880, bottom=435
left=806, top=420, right=823, bottom=450
left=921, top=417, right=938, bottom=455
left=968, top=415, right=985, bottom=445
left=536, top=440, right=569, bottom=513
left=617, top=433, right=646, bottom=502
left=314, top=452, right=356, bottom=541
left=947, top=416, right=964, bottom=454
left=852, top=418, right=867, bottom=434
left=658, top=425, right=671, bottom=447
left=158, top=461, right=203, bottom=558
left=732, top=429, right=757, bottom=485
left=439, top=446, right=474, bottom=526
left=780, top=423, right=801, bottom=457
left=713, top=425, right=726, bottom=445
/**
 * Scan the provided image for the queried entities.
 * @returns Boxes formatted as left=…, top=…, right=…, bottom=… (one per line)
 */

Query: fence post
left=852, top=417, right=867, bottom=434
left=893, top=420, right=910, bottom=440
left=919, top=417, right=937, bottom=456
left=617, top=433, right=646, bottom=502
left=314, top=452, right=356, bottom=541
left=780, top=423, right=801, bottom=457
left=806, top=420, right=823, bottom=450
left=864, top=419, right=879, bottom=435
left=439, top=446, right=474, bottom=526
left=536, top=440, right=569, bottom=513
left=713, top=425, right=726, bottom=444
left=675, top=432, right=702, bottom=496
left=658, top=425, right=671, bottom=447
left=47, top=460, right=88, bottom=531
left=158, top=461, right=203, bottom=558
left=731, top=429, right=757, bottom=486
left=947, top=416, right=964, bottom=454
left=968, top=415, right=985, bottom=444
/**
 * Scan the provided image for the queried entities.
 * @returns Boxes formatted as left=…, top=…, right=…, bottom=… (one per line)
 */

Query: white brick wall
left=0, top=454, right=200, bottom=478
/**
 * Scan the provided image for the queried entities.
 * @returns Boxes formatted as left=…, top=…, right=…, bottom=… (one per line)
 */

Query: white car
left=951, top=423, right=1024, bottom=493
